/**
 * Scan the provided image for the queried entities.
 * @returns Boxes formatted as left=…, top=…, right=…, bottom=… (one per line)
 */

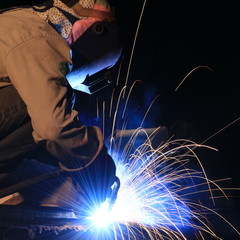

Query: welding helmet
left=62, top=0, right=122, bottom=95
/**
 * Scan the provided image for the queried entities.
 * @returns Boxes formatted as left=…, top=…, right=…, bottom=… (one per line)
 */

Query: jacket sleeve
left=6, top=35, right=103, bottom=169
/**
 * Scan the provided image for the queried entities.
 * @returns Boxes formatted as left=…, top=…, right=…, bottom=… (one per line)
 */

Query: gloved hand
left=73, top=145, right=116, bottom=207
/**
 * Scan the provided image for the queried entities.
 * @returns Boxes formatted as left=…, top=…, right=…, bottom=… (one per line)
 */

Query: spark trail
left=84, top=1, right=240, bottom=239
left=87, top=125, right=240, bottom=240
left=87, top=44, right=240, bottom=240
left=79, top=71, right=239, bottom=239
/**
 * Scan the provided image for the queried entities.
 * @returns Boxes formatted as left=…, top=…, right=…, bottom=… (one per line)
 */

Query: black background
left=115, top=3, right=240, bottom=238
left=1, top=1, right=240, bottom=239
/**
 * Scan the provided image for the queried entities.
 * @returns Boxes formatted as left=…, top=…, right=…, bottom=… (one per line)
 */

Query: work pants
left=0, top=86, right=78, bottom=206
left=0, top=85, right=35, bottom=183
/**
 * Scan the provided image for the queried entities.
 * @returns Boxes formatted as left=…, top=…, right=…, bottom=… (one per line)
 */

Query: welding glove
left=72, top=145, right=116, bottom=206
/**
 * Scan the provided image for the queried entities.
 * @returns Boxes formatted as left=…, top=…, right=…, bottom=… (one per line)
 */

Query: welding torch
left=107, top=176, right=121, bottom=211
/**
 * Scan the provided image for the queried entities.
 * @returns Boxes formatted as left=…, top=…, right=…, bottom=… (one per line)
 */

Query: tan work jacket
left=0, top=9, right=103, bottom=170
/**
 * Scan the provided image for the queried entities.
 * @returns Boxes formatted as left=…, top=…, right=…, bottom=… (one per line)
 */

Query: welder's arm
left=6, top=32, right=116, bottom=194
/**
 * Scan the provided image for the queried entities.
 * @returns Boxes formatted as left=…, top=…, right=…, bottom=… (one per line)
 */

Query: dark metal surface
left=0, top=205, right=85, bottom=228
left=0, top=205, right=88, bottom=239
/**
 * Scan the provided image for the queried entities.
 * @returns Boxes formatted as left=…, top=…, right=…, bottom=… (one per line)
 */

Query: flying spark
left=76, top=0, right=240, bottom=238
left=83, top=126, right=240, bottom=240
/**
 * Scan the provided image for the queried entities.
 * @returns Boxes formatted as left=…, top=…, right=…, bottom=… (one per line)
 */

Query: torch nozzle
left=107, top=176, right=120, bottom=211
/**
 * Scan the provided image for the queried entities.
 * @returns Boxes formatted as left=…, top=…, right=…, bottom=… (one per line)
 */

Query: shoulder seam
left=6, top=34, right=65, bottom=59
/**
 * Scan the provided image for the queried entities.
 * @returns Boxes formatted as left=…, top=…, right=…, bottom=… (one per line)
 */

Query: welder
left=0, top=0, right=121, bottom=209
